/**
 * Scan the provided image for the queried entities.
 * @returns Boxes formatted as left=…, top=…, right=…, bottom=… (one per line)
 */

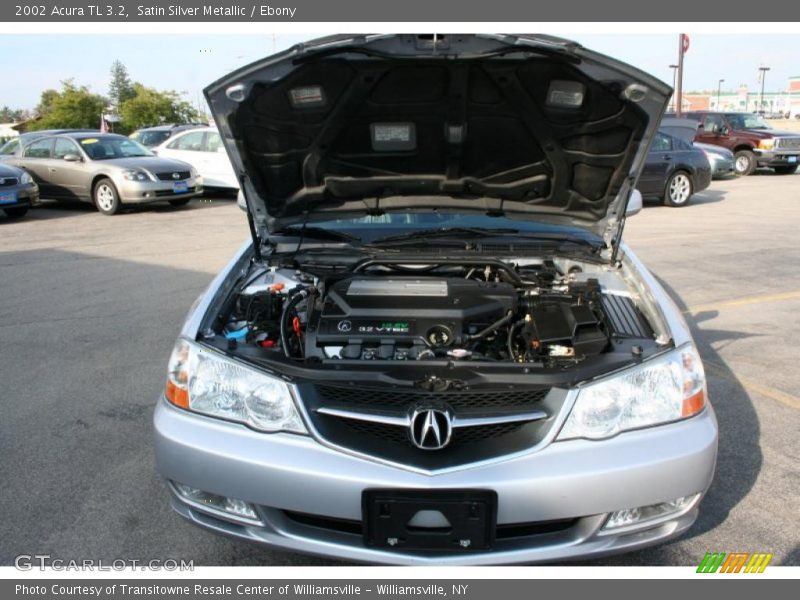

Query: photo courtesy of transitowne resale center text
left=0, top=0, right=798, bottom=597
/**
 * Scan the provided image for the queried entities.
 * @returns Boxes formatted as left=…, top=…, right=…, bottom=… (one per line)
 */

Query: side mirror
left=237, top=190, right=248, bottom=212
left=718, top=126, right=729, bottom=136
left=626, top=189, right=643, bottom=217
left=63, top=153, right=81, bottom=162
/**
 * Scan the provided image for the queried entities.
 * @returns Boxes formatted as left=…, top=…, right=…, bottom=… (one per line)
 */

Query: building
left=670, top=76, right=800, bottom=117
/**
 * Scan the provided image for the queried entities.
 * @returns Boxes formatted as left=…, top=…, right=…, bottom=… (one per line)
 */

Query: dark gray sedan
left=0, top=162, right=39, bottom=219
left=6, top=132, right=203, bottom=215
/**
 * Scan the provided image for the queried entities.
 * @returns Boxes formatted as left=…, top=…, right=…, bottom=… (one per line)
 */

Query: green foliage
left=118, top=83, right=201, bottom=130
left=108, top=60, right=136, bottom=106
left=29, top=80, right=107, bottom=131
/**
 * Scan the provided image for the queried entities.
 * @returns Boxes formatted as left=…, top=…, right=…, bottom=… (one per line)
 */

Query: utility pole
left=669, top=65, right=679, bottom=111
left=676, top=34, right=689, bottom=117
left=758, top=66, right=770, bottom=114
left=717, top=79, right=725, bottom=110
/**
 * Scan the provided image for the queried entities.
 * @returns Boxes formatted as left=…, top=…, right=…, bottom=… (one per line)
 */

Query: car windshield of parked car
left=0, top=139, right=19, bottom=155
left=131, top=130, right=171, bottom=147
left=726, top=114, right=772, bottom=130
left=79, top=137, right=153, bottom=160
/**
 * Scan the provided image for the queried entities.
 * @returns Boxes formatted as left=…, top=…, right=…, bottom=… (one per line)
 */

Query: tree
left=108, top=60, right=135, bottom=107
left=29, top=80, right=107, bottom=131
left=118, top=83, right=200, bottom=130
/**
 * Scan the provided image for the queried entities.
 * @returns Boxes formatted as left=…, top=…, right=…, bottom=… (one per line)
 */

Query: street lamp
left=717, top=79, right=725, bottom=110
left=758, top=66, right=770, bottom=114
left=669, top=64, right=679, bottom=111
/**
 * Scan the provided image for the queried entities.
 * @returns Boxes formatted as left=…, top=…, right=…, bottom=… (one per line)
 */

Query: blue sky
left=1, top=33, right=798, bottom=111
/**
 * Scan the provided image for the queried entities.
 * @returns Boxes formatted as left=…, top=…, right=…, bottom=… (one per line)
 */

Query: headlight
left=122, top=169, right=151, bottom=182
left=190, top=166, right=199, bottom=178
left=19, top=171, right=33, bottom=184
left=165, top=338, right=307, bottom=434
left=756, top=138, right=775, bottom=150
left=557, top=344, right=706, bottom=441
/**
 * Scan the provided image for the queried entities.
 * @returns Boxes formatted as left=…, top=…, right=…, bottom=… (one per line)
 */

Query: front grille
left=314, top=384, right=549, bottom=411
left=0, top=177, right=19, bottom=187
left=776, top=137, right=800, bottom=150
left=341, top=418, right=527, bottom=448
left=156, top=170, right=191, bottom=181
left=297, top=383, right=559, bottom=470
left=282, top=509, right=578, bottom=541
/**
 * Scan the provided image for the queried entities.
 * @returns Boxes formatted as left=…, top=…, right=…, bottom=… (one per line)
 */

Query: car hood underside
left=205, top=34, right=671, bottom=244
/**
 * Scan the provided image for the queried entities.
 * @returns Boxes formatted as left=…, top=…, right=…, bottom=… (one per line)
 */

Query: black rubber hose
left=280, top=289, right=309, bottom=358
left=464, top=310, right=514, bottom=342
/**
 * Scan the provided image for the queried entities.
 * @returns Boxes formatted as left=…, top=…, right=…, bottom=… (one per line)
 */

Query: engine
left=307, top=277, right=517, bottom=360
left=219, top=260, right=653, bottom=364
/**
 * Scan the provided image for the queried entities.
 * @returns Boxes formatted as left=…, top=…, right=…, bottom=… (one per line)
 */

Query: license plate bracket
left=363, top=489, right=496, bottom=551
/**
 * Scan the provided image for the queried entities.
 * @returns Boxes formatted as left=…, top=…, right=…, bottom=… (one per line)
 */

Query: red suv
left=673, top=112, right=800, bottom=176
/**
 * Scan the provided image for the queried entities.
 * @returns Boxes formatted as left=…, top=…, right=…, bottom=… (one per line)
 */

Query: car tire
left=168, top=198, right=192, bottom=207
left=663, top=171, right=693, bottom=207
left=733, top=149, right=757, bottom=176
left=2, top=206, right=29, bottom=219
left=773, top=165, right=798, bottom=175
left=93, top=178, right=122, bottom=215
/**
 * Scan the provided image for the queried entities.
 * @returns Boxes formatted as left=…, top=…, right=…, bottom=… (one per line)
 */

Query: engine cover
left=306, top=277, right=517, bottom=359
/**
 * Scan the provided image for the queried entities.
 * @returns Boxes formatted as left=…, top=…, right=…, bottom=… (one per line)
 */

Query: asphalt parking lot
left=1, top=172, right=799, bottom=567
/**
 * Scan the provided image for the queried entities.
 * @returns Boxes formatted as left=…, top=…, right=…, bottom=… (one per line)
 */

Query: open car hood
left=205, top=34, right=671, bottom=251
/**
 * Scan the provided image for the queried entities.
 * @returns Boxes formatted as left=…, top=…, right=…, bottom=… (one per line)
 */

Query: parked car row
left=666, top=111, right=800, bottom=176
left=1, top=131, right=202, bottom=215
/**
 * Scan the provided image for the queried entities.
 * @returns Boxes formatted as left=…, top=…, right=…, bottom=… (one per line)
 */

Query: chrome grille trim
left=315, top=406, right=548, bottom=428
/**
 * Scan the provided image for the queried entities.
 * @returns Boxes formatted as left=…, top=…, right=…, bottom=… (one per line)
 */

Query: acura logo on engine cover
left=409, top=407, right=453, bottom=450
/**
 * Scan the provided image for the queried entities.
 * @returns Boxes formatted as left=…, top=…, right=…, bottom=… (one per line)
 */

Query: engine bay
left=212, top=255, right=658, bottom=367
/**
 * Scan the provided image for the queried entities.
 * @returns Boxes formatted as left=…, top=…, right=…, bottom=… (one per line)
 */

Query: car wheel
left=664, top=171, right=693, bottom=207
left=733, top=149, right=756, bottom=176
left=168, top=198, right=192, bottom=207
left=773, top=165, right=798, bottom=175
left=2, top=206, right=29, bottom=219
left=93, top=179, right=122, bottom=215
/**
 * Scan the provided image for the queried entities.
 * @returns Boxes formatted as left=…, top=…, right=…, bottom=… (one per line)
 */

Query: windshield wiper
left=271, top=226, right=361, bottom=242
left=369, top=227, right=602, bottom=250
left=369, top=227, right=515, bottom=245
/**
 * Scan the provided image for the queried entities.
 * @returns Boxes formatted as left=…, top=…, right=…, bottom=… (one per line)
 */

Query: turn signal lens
left=165, top=339, right=191, bottom=408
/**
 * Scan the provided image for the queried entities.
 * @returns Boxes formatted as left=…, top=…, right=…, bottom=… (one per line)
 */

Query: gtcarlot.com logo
left=14, top=554, right=193, bottom=571
left=697, top=552, right=773, bottom=573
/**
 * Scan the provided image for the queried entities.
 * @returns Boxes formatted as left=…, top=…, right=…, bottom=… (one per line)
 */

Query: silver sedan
left=7, top=132, right=202, bottom=215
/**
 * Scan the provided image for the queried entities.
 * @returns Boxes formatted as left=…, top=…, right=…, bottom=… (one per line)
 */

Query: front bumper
left=754, top=149, right=799, bottom=167
left=154, top=397, right=718, bottom=565
left=709, top=157, right=735, bottom=179
left=117, top=176, right=203, bottom=204
left=0, top=182, right=40, bottom=208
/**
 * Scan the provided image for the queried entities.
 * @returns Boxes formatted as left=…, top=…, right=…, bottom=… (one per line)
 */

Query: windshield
left=130, top=130, right=171, bottom=147
left=273, top=212, right=603, bottom=245
left=79, top=136, right=153, bottom=160
left=726, top=114, right=772, bottom=130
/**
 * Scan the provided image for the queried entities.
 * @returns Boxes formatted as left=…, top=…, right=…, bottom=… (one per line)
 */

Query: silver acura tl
left=153, top=34, right=718, bottom=565
left=7, top=132, right=202, bottom=214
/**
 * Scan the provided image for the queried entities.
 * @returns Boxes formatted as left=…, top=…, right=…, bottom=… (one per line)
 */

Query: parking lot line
left=704, top=360, right=800, bottom=411
left=684, top=290, right=800, bottom=315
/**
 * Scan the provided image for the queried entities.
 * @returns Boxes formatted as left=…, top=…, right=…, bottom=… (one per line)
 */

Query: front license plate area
left=0, top=191, right=17, bottom=205
left=363, top=489, right=496, bottom=551
left=173, top=181, right=188, bottom=193
left=787, top=156, right=797, bottom=164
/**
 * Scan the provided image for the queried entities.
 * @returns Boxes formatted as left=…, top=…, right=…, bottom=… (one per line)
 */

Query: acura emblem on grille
left=409, top=407, right=452, bottom=450
left=172, top=172, right=180, bottom=179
